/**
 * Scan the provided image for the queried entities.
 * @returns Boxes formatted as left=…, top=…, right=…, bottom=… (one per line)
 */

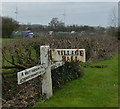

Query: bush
left=2, top=34, right=118, bottom=69
left=2, top=17, right=19, bottom=38
left=52, top=62, right=83, bottom=91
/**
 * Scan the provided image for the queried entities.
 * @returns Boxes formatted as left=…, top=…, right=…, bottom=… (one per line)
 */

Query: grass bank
left=32, top=53, right=118, bottom=107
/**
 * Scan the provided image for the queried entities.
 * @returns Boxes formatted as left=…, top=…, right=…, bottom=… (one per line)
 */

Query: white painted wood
left=40, top=46, right=53, bottom=98
left=17, top=62, right=64, bottom=85
left=17, top=65, right=45, bottom=84
left=50, top=49, right=86, bottom=62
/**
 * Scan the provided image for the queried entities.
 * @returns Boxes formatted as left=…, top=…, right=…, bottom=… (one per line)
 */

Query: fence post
left=40, top=46, right=53, bottom=98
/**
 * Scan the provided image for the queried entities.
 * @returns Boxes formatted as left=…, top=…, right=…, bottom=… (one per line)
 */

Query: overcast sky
left=2, top=2, right=118, bottom=27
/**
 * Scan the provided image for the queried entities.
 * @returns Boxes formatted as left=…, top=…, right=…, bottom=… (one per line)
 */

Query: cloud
left=0, top=3, right=2, bottom=15
left=2, top=2, right=118, bottom=27
left=2, top=0, right=119, bottom=2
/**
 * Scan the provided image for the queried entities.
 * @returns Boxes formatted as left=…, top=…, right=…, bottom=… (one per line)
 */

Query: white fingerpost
left=17, top=45, right=86, bottom=99
left=40, top=45, right=53, bottom=98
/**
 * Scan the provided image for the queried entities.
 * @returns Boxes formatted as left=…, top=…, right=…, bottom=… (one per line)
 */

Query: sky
left=1, top=0, right=120, bottom=2
left=1, top=2, right=118, bottom=27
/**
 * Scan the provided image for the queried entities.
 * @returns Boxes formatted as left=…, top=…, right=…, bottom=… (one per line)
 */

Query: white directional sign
left=50, top=49, right=85, bottom=62
left=17, top=62, right=65, bottom=85
left=17, top=65, right=45, bottom=84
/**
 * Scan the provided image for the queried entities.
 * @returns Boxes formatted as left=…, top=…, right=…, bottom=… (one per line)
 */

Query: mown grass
left=2, top=38, right=17, bottom=42
left=32, top=53, right=118, bottom=107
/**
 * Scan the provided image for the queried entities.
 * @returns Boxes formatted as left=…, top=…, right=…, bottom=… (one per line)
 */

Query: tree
left=0, top=16, right=2, bottom=37
left=48, top=18, right=64, bottom=28
left=108, top=6, right=118, bottom=38
left=2, top=17, right=19, bottom=38
left=110, top=6, right=118, bottom=27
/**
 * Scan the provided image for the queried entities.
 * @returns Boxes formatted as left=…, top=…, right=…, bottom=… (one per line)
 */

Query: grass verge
left=32, top=53, right=118, bottom=107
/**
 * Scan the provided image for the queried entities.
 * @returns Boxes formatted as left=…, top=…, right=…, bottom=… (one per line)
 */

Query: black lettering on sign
left=80, top=50, right=84, bottom=56
left=57, top=51, right=61, bottom=55
left=75, top=56, right=78, bottom=62
left=25, top=71, right=30, bottom=75
left=75, top=50, right=77, bottom=55
left=71, top=56, right=74, bottom=62
left=61, top=50, right=64, bottom=55
left=62, top=56, right=66, bottom=62
left=21, top=72, right=24, bottom=76
left=67, top=51, right=69, bottom=55
left=72, top=51, right=74, bottom=55
left=64, top=51, right=67, bottom=55
left=67, top=56, right=70, bottom=62
left=75, top=50, right=79, bottom=55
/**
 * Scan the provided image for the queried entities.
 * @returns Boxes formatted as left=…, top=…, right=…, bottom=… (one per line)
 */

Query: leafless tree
left=109, top=6, right=118, bottom=27
left=48, top=18, right=64, bottom=28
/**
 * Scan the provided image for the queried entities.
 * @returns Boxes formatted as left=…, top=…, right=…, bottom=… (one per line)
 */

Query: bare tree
left=118, top=1, right=120, bottom=27
left=107, top=6, right=118, bottom=37
left=109, top=6, right=118, bottom=27
left=48, top=18, right=64, bottom=28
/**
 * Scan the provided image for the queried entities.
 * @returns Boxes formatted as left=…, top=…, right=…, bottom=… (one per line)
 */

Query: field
left=2, top=36, right=119, bottom=108
left=32, top=53, right=118, bottom=107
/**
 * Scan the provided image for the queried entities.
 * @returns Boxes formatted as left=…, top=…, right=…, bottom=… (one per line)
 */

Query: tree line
left=2, top=16, right=19, bottom=38
left=1, top=16, right=119, bottom=38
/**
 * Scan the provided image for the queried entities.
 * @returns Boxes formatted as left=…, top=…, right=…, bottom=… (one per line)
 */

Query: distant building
left=49, top=31, right=53, bottom=35
left=13, top=30, right=35, bottom=38
left=71, top=31, right=76, bottom=34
